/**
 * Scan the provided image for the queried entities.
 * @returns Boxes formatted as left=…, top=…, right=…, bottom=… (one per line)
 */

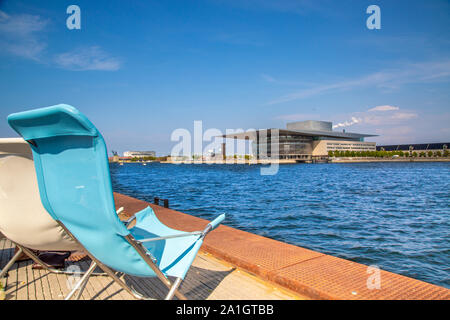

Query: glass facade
left=252, top=133, right=313, bottom=159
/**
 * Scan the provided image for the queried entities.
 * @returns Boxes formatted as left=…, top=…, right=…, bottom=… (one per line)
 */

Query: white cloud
left=332, top=106, right=419, bottom=133
left=368, top=105, right=399, bottom=112
left=389, top=112, right=418, bottom=120
left=0, top=10, right=48, bottom=61
left=267, top=60, right=450, bottom=105
left=374, top=126, right=414, bottom=144
left=362, top=110, right=418, bottom=126
left=0, top=10, right=121, bottom=71
left=55, top=46, right=121, bottom=71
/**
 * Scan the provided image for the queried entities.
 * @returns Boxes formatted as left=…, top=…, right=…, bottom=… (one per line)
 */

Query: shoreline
left=111, top=158, right=450, bottom=164
left=330, top=157, right=450, bottom=163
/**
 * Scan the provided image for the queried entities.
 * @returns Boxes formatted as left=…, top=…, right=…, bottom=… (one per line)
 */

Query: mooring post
left=154, top=197, right=159, bottom=205
left=163, top=199, right=169, bottom=208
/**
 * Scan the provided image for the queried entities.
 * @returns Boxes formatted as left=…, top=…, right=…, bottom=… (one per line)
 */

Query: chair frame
left=57, top=213, right=218, bottom=300
left=0, top=207, right=125, bottom=298
left=0, top=243, right=101, bottom=280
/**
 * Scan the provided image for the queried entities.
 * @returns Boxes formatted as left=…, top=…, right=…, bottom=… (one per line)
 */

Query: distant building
left=221, top=120, right=377, bottom=160
left=377, top=143, right=449, bottom=153
left=123, top=151, right=156, bottom=158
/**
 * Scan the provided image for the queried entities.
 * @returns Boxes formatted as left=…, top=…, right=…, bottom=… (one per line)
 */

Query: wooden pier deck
left=0, top=237, right=304, bottom=300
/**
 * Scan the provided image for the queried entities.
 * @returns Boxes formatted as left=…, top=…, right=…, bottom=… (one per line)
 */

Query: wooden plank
left=77, top=261, right=130, bottom=300
left=2, top=240, right=14, bottom=300
left=15, top=261, right=28, bottom=300
left=78, top=261, right=101, bottom=300
left=76, top=260, right=95, bottom=300
left=31, top=266, right=44, bottom=300
left=84, top=268, right=112, bottom=300
left=98, top=274, right=128, bottom=300
left=125, top=275, right=163, bottom=299
left=25, top=260, right=37, bottom=300
left=38, top=268, right=52, bottom=300
left=49, top=269, right=67, bottom=300
left=0, top=239, right=12, bottom=300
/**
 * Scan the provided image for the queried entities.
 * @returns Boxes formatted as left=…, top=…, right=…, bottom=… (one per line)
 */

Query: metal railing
left=153, top=197, right=169, bottom=208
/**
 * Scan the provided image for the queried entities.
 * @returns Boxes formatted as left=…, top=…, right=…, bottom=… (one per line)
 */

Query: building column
left=222, top=142, right=226, bottom=159
left=256, top=132, right=259, bottom=160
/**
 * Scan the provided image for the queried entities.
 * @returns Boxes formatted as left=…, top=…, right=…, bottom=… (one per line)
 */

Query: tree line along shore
left=328, top=149, right=449, bottom=158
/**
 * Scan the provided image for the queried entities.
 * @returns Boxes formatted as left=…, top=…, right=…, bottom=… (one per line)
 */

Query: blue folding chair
left=7, top=104, right=225, bottom=300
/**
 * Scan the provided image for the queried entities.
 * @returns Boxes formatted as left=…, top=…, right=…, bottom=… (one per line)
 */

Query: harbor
left=1, top=1, right=449, bottom=306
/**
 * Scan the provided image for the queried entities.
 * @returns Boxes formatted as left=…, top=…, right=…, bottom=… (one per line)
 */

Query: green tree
left=427, top=151, right=433, bottom=157
left=436, top=151, right=442, bottom=157
left=412, top=152, right=418, bottom=157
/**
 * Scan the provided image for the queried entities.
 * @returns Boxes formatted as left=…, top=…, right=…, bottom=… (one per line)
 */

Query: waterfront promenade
left=331, top=157, right=450, bottom=163
left=1, top=192, right=448, bottom=300
left=156, top=157, right=450, bottom=164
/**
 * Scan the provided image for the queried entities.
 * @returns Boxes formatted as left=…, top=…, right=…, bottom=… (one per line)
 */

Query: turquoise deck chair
left=7, top=104, right=225, bottom=300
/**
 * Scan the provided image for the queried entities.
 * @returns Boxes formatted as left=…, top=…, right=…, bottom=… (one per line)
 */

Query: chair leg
left=87, top=257, right=146, bottom=300
left=90, top=260, right=186, bottom=300
left=18, top=245, right=105, bottom=276
left=123, top=234, right=188, bottom=300
left=65, top=260, right=97, bottom=300
left=0, top=247, right=23, bottom=278
left=165, top=277, right=182, bottom=300
left=174, top=287, right=188, bottom=300
left=92, top=260, right=187, bottom=300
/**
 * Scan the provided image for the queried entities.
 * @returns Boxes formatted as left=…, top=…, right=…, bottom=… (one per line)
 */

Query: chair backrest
left=8, top=105, right=154, bottom=276
left=0, top=138, right=80, bottom=251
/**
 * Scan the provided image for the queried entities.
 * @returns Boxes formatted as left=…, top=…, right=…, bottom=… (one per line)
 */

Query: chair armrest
left=138, top=231, right=203, bottom=243
left=208, top=213, right=225, bottom=230
left=123, top=215, right=136, bottom=227
left=201, top=214, right=225, bottom=238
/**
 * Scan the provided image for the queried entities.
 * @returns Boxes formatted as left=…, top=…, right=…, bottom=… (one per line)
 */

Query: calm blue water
left=110, top=162, right=450, bottom=288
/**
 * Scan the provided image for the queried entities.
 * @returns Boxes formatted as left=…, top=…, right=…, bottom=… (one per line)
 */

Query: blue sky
left=0, top=0, right=449, bottom=155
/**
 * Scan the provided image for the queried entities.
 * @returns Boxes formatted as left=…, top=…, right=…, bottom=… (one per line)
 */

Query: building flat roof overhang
left=220, top=128, right=378, bottom=140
